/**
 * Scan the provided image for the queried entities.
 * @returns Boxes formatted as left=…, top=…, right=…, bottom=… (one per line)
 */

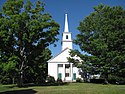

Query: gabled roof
left=48, top=48, right=71, bottom=63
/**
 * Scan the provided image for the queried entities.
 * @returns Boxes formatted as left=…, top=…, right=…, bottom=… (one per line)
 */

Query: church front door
left=58, top=73, right=62, bottom=79
left=73, top=73, right=76, bottom=80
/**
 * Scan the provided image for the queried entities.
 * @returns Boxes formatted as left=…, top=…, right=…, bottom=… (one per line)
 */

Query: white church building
left=48, top=14, right=82, bottom=82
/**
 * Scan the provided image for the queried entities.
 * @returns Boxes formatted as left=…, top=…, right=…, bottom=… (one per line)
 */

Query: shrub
left=76, top=77, right=82, bottom=83
left=57, top=78, right=63, bottom=85
left=108, top=75, right=125, bottom=84
left=1, top=77, right=12, bottom=85
left=90, top=79, right=105, bottom=84
left=46, top=76, right=55, bottom=84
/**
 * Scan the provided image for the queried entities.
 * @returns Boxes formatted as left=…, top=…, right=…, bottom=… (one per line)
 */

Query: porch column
left=70, top=63, right=73, bottom=81
left=63, top=64, right=65, bottom=81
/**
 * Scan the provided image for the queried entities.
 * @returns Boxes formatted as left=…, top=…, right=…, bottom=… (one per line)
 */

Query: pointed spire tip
left=64, top=13, right=69, bottom=32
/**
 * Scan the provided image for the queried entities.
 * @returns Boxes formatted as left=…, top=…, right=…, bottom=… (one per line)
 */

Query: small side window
left=65, top=73, right=69, bottom=77
left=58, top=64, right=63, bottom=67
left=65, top=64, right=70, bottom=68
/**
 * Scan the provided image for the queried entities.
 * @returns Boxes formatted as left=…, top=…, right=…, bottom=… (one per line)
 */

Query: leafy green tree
left=68, top=50, right=94, bottom=82
left=70, top=4, right=125, bottom=82
left=0, top=0, right=59, bottom=87
left=24, top=48, right=52, bottom=84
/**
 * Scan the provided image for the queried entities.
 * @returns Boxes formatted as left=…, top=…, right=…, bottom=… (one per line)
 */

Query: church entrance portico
left=57, top=63, right=74, bottom=82
left=64, top=63, right=72, bottom=81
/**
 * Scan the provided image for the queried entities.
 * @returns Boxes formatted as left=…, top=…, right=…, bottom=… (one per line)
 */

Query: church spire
left=62, top=13, right=72, bottom=51
left=64, top=14, right=69, bottom=32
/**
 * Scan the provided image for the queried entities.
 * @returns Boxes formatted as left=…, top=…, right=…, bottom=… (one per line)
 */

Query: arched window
left=66, top=35, right=68, bottom=39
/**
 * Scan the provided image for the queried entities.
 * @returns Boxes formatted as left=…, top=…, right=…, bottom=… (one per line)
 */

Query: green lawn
left=0, top=83, right=125, bottom=94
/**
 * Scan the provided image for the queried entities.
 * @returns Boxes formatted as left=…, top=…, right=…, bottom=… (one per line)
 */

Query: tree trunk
left=103, top=73, right=109, bottom=84
left=18, top=71, right=23, bottom=87
left=12, top=77, right=15, bottom=84
left=18, top=47, right=25, bottom=87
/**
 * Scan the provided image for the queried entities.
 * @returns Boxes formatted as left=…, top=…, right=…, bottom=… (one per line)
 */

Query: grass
left=0, top=83, right=125, bottom=94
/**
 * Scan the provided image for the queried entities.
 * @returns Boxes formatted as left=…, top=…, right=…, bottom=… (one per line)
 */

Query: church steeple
left=62, top=14, right=72, bottom=51
left=64, top=14, right=69, bottom=32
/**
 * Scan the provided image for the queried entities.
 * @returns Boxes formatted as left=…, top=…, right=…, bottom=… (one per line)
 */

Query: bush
left=34, top=76, right=46, bottom=84
left=57, top=78, right=63, bottom=85
left=108, top=75, right=125, bottom=84
left=76, top=78, right=82, bottom=83
left=1, top=77, right=12, bottom=85
left=90, top=79, right=105, bottom=84
left=46, top=76, right=55, bottom=84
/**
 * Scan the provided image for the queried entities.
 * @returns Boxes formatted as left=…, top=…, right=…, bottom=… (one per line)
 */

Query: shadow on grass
left=0, top=89, right=37, bottom=94
left=22, top=82, right=70, bottom=88
left=2, top=82, right=69, bottom=89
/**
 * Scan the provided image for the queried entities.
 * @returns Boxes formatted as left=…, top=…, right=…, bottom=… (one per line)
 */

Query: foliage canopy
left=69, top=4, right=125, bottom=83
left=0, top=0, right=59, bottom=86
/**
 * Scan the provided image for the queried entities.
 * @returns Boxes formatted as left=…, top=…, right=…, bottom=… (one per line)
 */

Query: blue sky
left=0, top=0, right=125, bottom=57
left=43, top=0, right=125, bottom=56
